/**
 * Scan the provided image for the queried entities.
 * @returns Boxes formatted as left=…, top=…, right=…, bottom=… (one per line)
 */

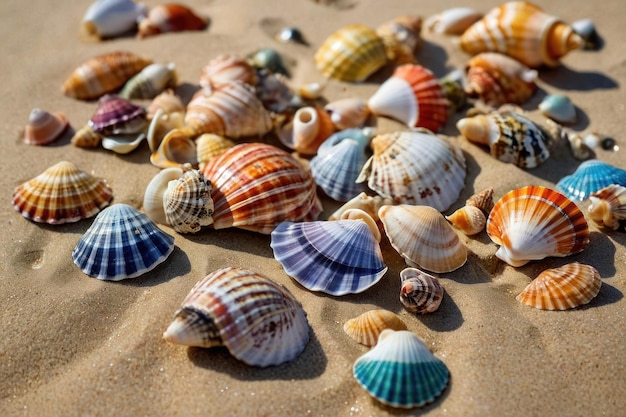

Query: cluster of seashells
left=10, top=0, right=625, bottom=411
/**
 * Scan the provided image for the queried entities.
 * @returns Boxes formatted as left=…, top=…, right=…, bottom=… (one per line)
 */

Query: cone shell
left=556, top=160, right=626, bottom=202
left=459, top=1, right=583, bottom=68
left=150, top=128, right=198, bottom=169
left=353, top=329, right=449, bottom=408
left=202, top=143, right=322, bottom=234
left=12, top=161, right=113, bottom=224
left=89, top=94, right=146, bottom=134
left=143, top=167, right=185, bottom=225
left=196, top=133, right=236, bottom=171
left=163, top=169, right=214, bottom=233
left=368, top=64, right=448, bottom=132
left=72, top=204, right=175, bottom=280
left=163, top=267, right=310, bottom=367
left=516, top=263, right=601, bottom=310
left=400, top=267, right=444, bottom=314
left=137, top=3, right=207, bottom=38
left=357, top=130, right=466, bottom=212
left=199, top=54, right=258, bottom=90
left=588, top=184, right=626, bottom=230
left=71, top=124, right=102, bottom=149
left=486, top=186, right=590, bottom=267
left=379, top=205, right=467, bottom=273
left=314, top=23, right=387, bottom=82
left=446, top=205, right=486, bottom=235
left=375, top=15, right=422, bottom=65
left=285, top=106, right=336, bottom=155
left=24, top=108, right=69, bottom=146
left=62, top=51, right=152, bottom=100
left=343, top=310, right=407, bottom=347
left=425, top=7, right=482, bottom=35
left=119, top=62, right=178, bottom=100
left=466, top=187, right=494, bottom=215
left=81, top=0, right=147, bottom=39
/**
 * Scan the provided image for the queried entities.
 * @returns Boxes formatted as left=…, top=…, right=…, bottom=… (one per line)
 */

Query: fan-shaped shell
left=119, top=62, right=177, bottom=100
left=353, top=329, right=449, bottom=408
left=379, top=205, right=467, bottom=273
left=12, top=161, right=113, bottom=224
left=399, top=267, right=444, bottom=314
left=81, top=0, right=147, bottom=39
left=196, top=133, right=236, bottom=171
left=425, top=7, right=482, bottom=35
left=343, top=310, right=407, bottom=347
left=588, top=184, right=626, bottom=230
left=150, top=128, right=198, bottom=169
left=357, top=130, right=466, bottom=212
left=72, top=204, right=174, bottom=280
left=202, top=143, right=322, bottom=234
left=137, top=3, right=207, bottom=38
left=143, top=167, right=184, bottom=225
left=89, top=94, right=147, bottom=134
left=375, top=15, right=422, bottom=65
left=516, top=263, right=601, bottom=310
left=199, top=54, right=258, bottom=90
left=556, top=160, right=626, bottom=201
left=486, top=186, right=590, bottom=267
left=163, top=267, right=310, bottom=367
left=446, top=205, right=486, bottom=236
left=314, top=23, right=387, bottom=82
left=324, top=98, right=370, bottom=130
left=24, top=108, right=69, bottom=146
left=162, top=169, right=214, bottom=234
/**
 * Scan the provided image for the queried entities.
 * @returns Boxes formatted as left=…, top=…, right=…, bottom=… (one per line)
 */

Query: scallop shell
left=465, top=187, right=494, bottom=215
left=556, top=160, right=626, bottom=201
left=353, top=329, right=449, bottom=408
left=375, top=15, right=422, bottom=65
left=137, top=3, right=207, bottom=38
left=456, top=110, right=551, bottom=169
left=343, top=310, right=407, bottom=347
left=143, top=166, right=185, bottom=225
left=281, top=106, right=336, bottom=156
left=24, top=108, right=69, bottom=146
left=425, top=7, right=482, bottom=35
left=588, top=184, right=626, bottom=230
left=324, top=98, right=370, bottom=130
left=357, top=130, right=466, bottom=212
left=314, top=23, right=387, bottom=82
left=486, top=186, right=590, bottom=267
left=399, top=267, right=444, bottom=314
left=202, top=143, right=322, bottom=234
left=446, top=205, right=486, bottom=236
left=328, top=192, right=392, bottom=222
left=539, top=94, right=577, bottom=124
left=62, top=51, right=152, bottom=100
left=146, top=108, right=186, bottom=153
left=379, top=205, right=467, bottom=273
left=163, top=267, right=310, bottom=367
left=81, top=0, right=147, bottom=39
left=71, top=124, right=102, bottom=148
left=146, top=90, right=185, bottom=120
left=196, top=133, right=236, bottom=171
left=199, top=54, right=258, bottom=90
left=465, top=53, right=538, bottom=106
left=72, top=204, right=175, bottom=280
left=270, top=214, right=387, bottom=296
left=150, top=128, right=198, bottom=169
left=459, top=1, right=583, bottom=68
left=89, top=94, right=147, bottom=134
left=368, top=64, right=448, bottom=132
left=163, top=169, right=214, bottom=234
left=119, top=62, right=177, bottom=100
left=516, top=263, right=601, bottom=310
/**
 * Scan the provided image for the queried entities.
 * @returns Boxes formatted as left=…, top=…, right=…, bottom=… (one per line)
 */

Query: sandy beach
left=1, top=0, right=625, bottom=416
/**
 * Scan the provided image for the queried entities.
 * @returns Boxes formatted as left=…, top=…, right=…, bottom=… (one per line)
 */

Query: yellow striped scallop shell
left=343, top=309, right=407, bottom=347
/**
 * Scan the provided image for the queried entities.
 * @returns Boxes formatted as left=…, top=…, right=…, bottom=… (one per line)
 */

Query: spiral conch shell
left=399, top=267, right=444, bottom=314
left=446, top=205, right=486, bottom=236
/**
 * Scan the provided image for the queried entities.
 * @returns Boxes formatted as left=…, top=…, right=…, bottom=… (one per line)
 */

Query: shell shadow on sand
left=539, top=65, right=618, bottom=91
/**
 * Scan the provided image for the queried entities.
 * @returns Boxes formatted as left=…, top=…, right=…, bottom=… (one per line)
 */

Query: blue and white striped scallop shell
left=556, top=159, right=626, bottom=201
left=353, top=329, right=449, bottom=409
left=72, top=203, right=175, bottom=280
left=270, top=218, right=387, bottom=296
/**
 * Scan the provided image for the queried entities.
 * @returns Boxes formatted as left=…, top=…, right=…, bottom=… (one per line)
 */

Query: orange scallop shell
left=343, top=309, right=407, bottom=347
left=24, top=108, right=69, bottom=146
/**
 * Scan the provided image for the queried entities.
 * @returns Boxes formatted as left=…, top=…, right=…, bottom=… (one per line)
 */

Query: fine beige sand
left=1, top=0, right=625, bottom=416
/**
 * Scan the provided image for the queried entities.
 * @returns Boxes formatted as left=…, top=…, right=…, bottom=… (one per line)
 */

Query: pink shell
left=88, top=94, right=146, bottom=133
left=24, top=108, right=69, bottom=145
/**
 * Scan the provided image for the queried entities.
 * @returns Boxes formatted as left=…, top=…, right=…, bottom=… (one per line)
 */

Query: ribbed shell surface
left=343, top=309, right=407, bottom=347
left=89, top=94, right=146, bottom=133
left=556, top=159, right=626, bottom=201
left=399, top=267, right=444, bottom=314
left=163, top=169, right=214, bottom=233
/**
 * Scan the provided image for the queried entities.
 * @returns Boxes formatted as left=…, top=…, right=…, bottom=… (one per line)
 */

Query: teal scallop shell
left=556, top=159, right=626, bottom=201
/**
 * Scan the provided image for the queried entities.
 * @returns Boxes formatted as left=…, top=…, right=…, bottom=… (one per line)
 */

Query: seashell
left=72, top=204, right=174, bottom=280
left=146, top=89, right=185, bottom=120
left=425, top=7, right=482, bottom=35
left=150, top=128, right=198, bottom=169
left=556, top=160, right=626, bottom=201
left=89, top=94, right=147, bottom=134
left=539, top=94, right=577, bottom=124
left=375, top=15, right=422, bottom=65
left=309, top=128, right=373, bottom=201
left=486, top=186, right=590, bottom=267
left=465, top=187, right=494, bottom=215
left=196, top=133, right=236, bottom=171
left=163, top=267, right=310, bottom=367
left=281, top=106, right=336, bottom=155
left=446, top=205, right=486, bottom=236
left=399, top=267, right=444, bottom=314
left=338, top=208, right=382, bottom=242
left=571, top=18, right=601, bottom=50
left=459, top=1, right=584, bottom=68
left=328, top=192, right=392, bottom=222
left=368, top=64, right=448, bottom=132
left=81, top=0, right=147, bottom=39
left=516, top=263, right=601, bottom=310
left=465, top=53, right=538, bottom=106
left=146, top=108, right=186, bottom=153
left=199, top=54, right=258, bottom=90
left=379, top=205, right=467, bottom=273
left=137, top=3, right=207, bottom=38
left=12, top=161, right=113, bottom=224
left=357, top=130, right=466, bottom=212
left=143, top=166, right=185, bottom=225
left=587, top=184, right=626, bottom=230
left=563, top=131, right=593, bottom=161
left=343, top=310, right=407, bottom=347
left=270, top=214, right=387, bottom=296
left=254, top=70, right=302, bottom=114
left=101, top=132, right=146, bottom=154
left=297, top=82, right=324, bottom=100
left=439, top=69, right=467, bottom=114
left=324, top=98, right=370, bottom=130
left=247, top=48, right=289, bottom=76
left=456, top=110, right=551, bottom=169
left=119, top=63, right=178, bottom=100
left=202, top=143, right=322, bottom=233
left=314, top=23, right=387, bottom=82
left=71, top=124, right=102, bottom=148
left=163, top=169, right=214, bottom=233
left=184, top=82, right=273, bottom=139
left=276, top=27, right=308, bottom=45
left=353, top=329, right=449, bottom=408
left=24, top=108, right=69, bottom=146
left=62, top=51, right=153, bottom=100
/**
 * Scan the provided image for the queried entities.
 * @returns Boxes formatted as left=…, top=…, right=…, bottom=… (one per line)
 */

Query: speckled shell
left=368, top=64, right=448, bottom=132
left=202, top=143, right=322, bottom=234
left=282, top=106, right=336, bottom=155
left=119, top=62, right=177, bottom=100
left=353, top=329, right=449, bottom=408
left=425, top=7, right=482, bottom=35
left=143, top=166, right=185, bottom=225
left=72, top=204, right=174, bottom=280
left=357, top=130, right=466, bottom=212
left=556, top=160, right=626, bottom=201
left=343, top=310, right=407, bottom=347
left=71, top=124, right=102, bottom=148
left=12, top=161, right=113, bottom=224
left=516, top=263, right=601, bottom=310
left=163, top=169, right=214, bottom=234
left=314, top=24, right=387, bottom=82
left=24, top=108, right=69, bottom=146
left=150, top=128, right=198, bottom=169
left=375, top=15, right=422, bottom=65
left=137, top=3, right=207, bottom=38
left=89, top=94, right=147, bottom=134
left=146, top=90, right=185, bottom=120
left=196, top=133, right=236, bottom=171
left=199, top=54, right=258, bottom=90
left=163, top=267, right=310, bottom=367
left=62, top=51, right=152, bottom=100
left=456, top=111, right=550, bottom=169
left=588, top=184, right=626, bottom=230
left=446, top=205, right=486, bottom=236
left=81, top=0, right=147, bottom=39
left=399, top=267, right=444, bottom=314
left=324, top=98, right=370, bottom=130
left=379, top=205, right=467, bottom=273
left=486, top=186, right=590, bottom=267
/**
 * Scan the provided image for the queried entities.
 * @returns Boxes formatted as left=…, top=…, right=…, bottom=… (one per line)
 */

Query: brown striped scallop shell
left=163, top=169, right=214, bottom=234
left=343, top=310, right=407, bottom=347
left=399, top=267, right=444, bottom=314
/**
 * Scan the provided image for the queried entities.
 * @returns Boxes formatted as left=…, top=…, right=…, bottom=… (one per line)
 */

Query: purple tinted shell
left=88, top=94, right=146, bottom=132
